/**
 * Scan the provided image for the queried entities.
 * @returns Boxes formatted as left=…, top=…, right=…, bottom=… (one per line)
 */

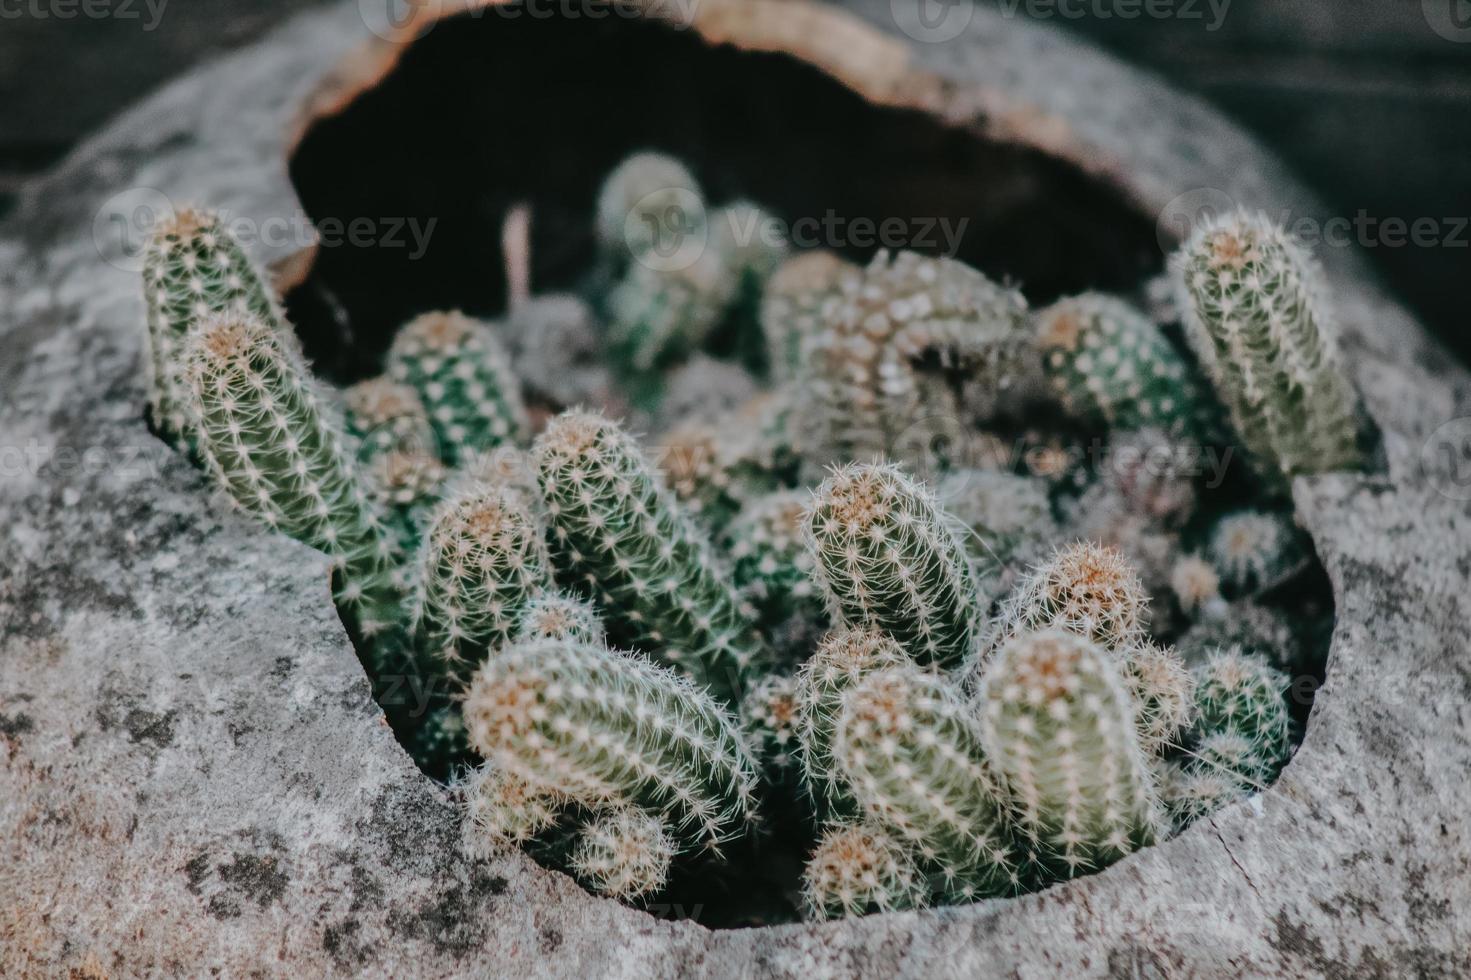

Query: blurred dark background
left=1, top=0, right=1466, bottom=360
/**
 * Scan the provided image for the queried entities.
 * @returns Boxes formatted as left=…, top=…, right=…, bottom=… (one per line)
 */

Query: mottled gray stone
left=2, top=1, right=1468, bottom=977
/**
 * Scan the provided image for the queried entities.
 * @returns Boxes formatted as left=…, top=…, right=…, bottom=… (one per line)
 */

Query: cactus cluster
left=145, top=157, right=1348, bottom=922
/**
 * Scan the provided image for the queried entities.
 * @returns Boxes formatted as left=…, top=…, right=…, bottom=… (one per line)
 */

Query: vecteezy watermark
left=1155, top=188, right=1470, bottom=256
left=1423, top=0, right=1471, bottom=42
left=0, top=441, right=162, bottom=481
left=356, top=0, right=701, bottom=43
left=1420, top=417, right=1471, bottom=502
left=891, top=0, right=975, bottom=43
left=0, top=0, right=167, bottom=30
left=92, top=188, right=439, bottom=273
left=995, top=0, right=1231, bottom=29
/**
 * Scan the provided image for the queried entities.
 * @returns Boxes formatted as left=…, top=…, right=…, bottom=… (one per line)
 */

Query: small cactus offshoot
left=343, top=377, right=437, bottom=462
left=741, top=673, right=801, bottom=775
left=595, top=151, right=704, bottom=266
left=571, top=806, right=678, bottom=901
left=761, top=250, right=856, bottom=383
left=1190, top=646, right=1293, bottom=775
left=996, top=541, right=1150, bottom=653
left=802, top=821, right=927, bottom=921
left=513, top=589, right=607, bottom=646
left=461, top=764, right=566, bottom=856
left=1173, top=210, right=1363, bottom=481
left=1208, top=509, right=1306, bottom=595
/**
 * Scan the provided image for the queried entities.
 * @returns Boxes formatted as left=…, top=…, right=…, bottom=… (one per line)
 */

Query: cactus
left=1173, top=210, right=1363, bottom=480
left=342, top=377, right=437, bottom=463
left=411, top=703, right=472, bottom=778
left=461, top=763, right=566, bottom=856
left=996, top=541, right=1150, bottom=653
left=802, top=821, right=927, bottom=921
left=514, top=589, right=607, bottom=646
left=414, top=482, right=551, bottom=680
left=500, top=294, right=611, bottom=412
left=706, top=201, right=789, bottom=373
left=740, top=673, right=801, bottom=775
left=462, top=638, right=759, bottom=851
left=793, top=627, right=910, bottom=814
left=534, top=410, right=770, bottom=701
left=721, top=490, right=828, bottom=656
left=1170, top=555, right=1224, bottom=618
left=804, top=463, right=986, bottom=671
left=832, top=663, right=1019, bottom=900
left=1036, top=294, right=1215, bottom=440
left=1177, top=600, right=1304, bottom=671
left=606, top=240, right=737, bottom=387
left=1160, top=758, right=1250, bottom=834
left=183, top=315, right=404, bottom=648
left=799, top=249, right=1030, bottom=470
left=387, top=311, right=528, bottom=466
left=1190, top=646, right=1293, bottom=779
left=142, top=208, right=288, bottom=449
left=935, top=469, right=1058, bottom=592
left=595, top=152, right=704, bottom=266
left=1208, top=509, right=1306, bottom=595
left=364, top=449, right=447, bottom=556
left=1121, top=641, right=1195, bottom=754
left=571, top=806, right=677, bottom=902
left=761, top=250, right=856, bottom=384
left=977, top=629, right=1162, bottom=883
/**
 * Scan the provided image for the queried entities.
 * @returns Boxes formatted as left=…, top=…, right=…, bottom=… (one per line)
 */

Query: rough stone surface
left=2, top=1, right=1469, bottom=976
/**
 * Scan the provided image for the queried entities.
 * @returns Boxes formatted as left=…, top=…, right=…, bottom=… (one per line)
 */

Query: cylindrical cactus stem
left=513, top=589, right=607, bottom=646
left=831, top=663, right=1019, bottom=901
left=343, top=377, right=437, bottom=463
left=1159, top=757, right=1250, bottom=834
left=1190, top=645, right=1294, bottom=779
left=802, top=821, right=928, bottom=921
left=794, top=626, right=911, bottom=814
left=761, top=250, right=857, bottom=384
left=1121, top=641, right=1196, bottom=754
left=798, top=249, right=1030, bottom=470
left=606, top=241, right=737, bottom=386
left=977, top=629, right=1163, bottom=884
left=995, top=540, right=1150, bottom=652
left=462, top=639, right=760, bottom=852
left=1035, top=293, right=1216, bottom=440
left=387, top=311, right=528, bottom=466
left=804, top=462, right=986, bottom=671
left=706, top=200, right=789, bottom=373
left=364, top=449, right=447, bottom=558
left=1172, top=210, right=1363, bottom=481
left=570, top=806, right=678, bottom=902
left=534, top=411, right=771, bottom=702
left=142, top=208, right=288, bottom=448
left=183, top=314, right=404, bottom=648
left=740, top=673, right=801, bottom=777
left=935, top=468, right=1057, bottom=594
left=460, top=763, right=568, bottom=857
left=595, top=151, right=704, bottom=266
left=413, top=483, right=551, bottom=681
left=1207, top=509, right=1307, bottom=596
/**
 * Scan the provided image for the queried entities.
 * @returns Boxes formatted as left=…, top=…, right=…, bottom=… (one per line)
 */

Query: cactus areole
left=2, top=0, right=1466, bottom=974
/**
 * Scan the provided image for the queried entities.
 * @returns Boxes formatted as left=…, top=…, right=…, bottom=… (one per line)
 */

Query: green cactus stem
left=761, top=250, right=856, bottom=384
left=387, top=311, right=528, bottom=466
left=571, top=806, right=678, bottom=902
left=996, top=541, right=1150, bottom=653
left=977, top=629, right=1162, bottom=884
left=595, top=151, right=705, bottom=267
left=364, top=449, right=447, bottom=557
left=1173, top=210, right=1363, bottom=481
left=1121, top=641, right=1195, bottom=754
left=831, top=663, right=1019, bottom=900
left=1207, top=509, right=1307, bottom=595
left=462, top=638, right=760, bottom=852
left=343, top=377, right=438, bottom=463
left=740, top=673, right=801, bottom=776
left=514, top=589, right=607, bottom=646
left=805, top=463, right=986, bottom=671
left=721, top=490, right=828, bottom=658
left=413, top=482, right=551, bottom=680
left=142, top=208, right=288, bottom=449
left=183, top=314, right=404, bottom=650
left=1190, top=645, right=1293, bottom=780
left=534, top=410, right=770, bottom=702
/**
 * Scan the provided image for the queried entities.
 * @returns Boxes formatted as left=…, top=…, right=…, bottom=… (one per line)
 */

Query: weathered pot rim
left=2, top=1, right=1466, bottom=976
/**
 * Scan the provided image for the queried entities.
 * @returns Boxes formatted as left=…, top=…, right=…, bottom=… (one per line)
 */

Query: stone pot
left=2, top=1, right=1467, bottom=975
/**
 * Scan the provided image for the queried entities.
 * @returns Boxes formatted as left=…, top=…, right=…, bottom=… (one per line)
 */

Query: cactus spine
left=142, top=209, right=288, bottom=449
left=1121, top=641, right=1195, bottom=754
left=978, top=629, right=1162, bottom=883
left=595, top=151, right=704, bottom=266
left=802, top=821, right=927, bottom=921
left=1208, top=510, right=1305, bottom=595
left=740, top=673, right=801, bottom=775
left=722, top=489, right=827, bottom=654
left=462, top=638, right=759, bottom=851
left=1190, top=646, right=1293, bottom=781
left=805, top=463, right=985, bottom=671
left=571, top=806, right=677, bottom=901
left=996, top=541, right=1150, bottom=652
left=761, top=250, right=855, bottom=384
left=387, top=311, right=528, bottom=466
left=461, top=763, right=567, bottom=855
left=414, top=483, right=550, bottom=679
left=183, top=315, right=404, bottom=647
left=514, top=590, right=607, bottom=646
left=534, top=410, right=769, bottom=701
left=831, top=663, right=1018, bottom=900
left=1173, top=210, right=1363, bottom=480
left=343, top=377, right=437, bottom=462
